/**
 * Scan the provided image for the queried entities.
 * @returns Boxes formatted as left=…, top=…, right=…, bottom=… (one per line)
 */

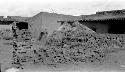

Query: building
left=59, top=9, right=125, bottom=34
left=80, top=9, right=125, bottom=34
left=0, top=16, right=14, bottom=30
left=7, top=16, right=30, bottom=22
left=0, top=16, right=30, bottom=30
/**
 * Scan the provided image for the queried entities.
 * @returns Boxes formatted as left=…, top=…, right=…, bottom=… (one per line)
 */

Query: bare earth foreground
left=17, top=51, right=125, bottom=72
left=0, top=40, right=14, bottom=72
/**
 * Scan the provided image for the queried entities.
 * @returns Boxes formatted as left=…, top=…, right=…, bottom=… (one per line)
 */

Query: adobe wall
left=28, top=12, right=81, bottom=39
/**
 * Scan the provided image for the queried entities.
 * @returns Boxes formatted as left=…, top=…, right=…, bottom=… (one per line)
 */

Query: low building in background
left=80, top=9, right=125, bottom=34
left=59, top=9, right=125, bottom=34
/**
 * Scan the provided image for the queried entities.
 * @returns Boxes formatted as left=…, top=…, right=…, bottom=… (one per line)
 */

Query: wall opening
left=16, top=22, right=28, bottom=30
left=108, top=24, right=125, bottom=34
left=107, top=19, right=125, bottom=34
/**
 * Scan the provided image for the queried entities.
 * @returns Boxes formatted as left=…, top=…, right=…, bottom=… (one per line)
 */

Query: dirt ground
left=18, top=50, right=125, bottom=72
left=1, top=39, right=125, bottom=72
left=0, top=40, right=13, bottom=72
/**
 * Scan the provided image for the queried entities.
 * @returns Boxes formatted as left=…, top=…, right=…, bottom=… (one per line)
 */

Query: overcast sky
left=0, top=0, right=125, bottom=17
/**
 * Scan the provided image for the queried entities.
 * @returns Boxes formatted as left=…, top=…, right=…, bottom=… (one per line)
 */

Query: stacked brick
left=12, top=24, right=34, bottom=69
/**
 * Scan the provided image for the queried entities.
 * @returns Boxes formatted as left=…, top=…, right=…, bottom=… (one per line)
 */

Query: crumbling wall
left=11, top=22, right=32, bottom=68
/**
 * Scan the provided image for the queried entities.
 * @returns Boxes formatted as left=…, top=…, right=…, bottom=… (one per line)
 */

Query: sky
left=0, top=0, right=125, bottom=17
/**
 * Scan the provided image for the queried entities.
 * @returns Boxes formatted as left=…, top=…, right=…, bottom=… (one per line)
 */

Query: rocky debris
left=9, top=21, right=125, bottom=71
left=40, top=22, right=125, bottom=67
left=56, top=21, right=95, bottom=33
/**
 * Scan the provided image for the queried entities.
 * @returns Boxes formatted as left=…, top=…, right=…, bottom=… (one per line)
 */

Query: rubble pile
left=37, top=22, right=106, bottom=66
left=11, top=21, right=125, bottom=70
left=37, top=22, right=125, bottom=67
